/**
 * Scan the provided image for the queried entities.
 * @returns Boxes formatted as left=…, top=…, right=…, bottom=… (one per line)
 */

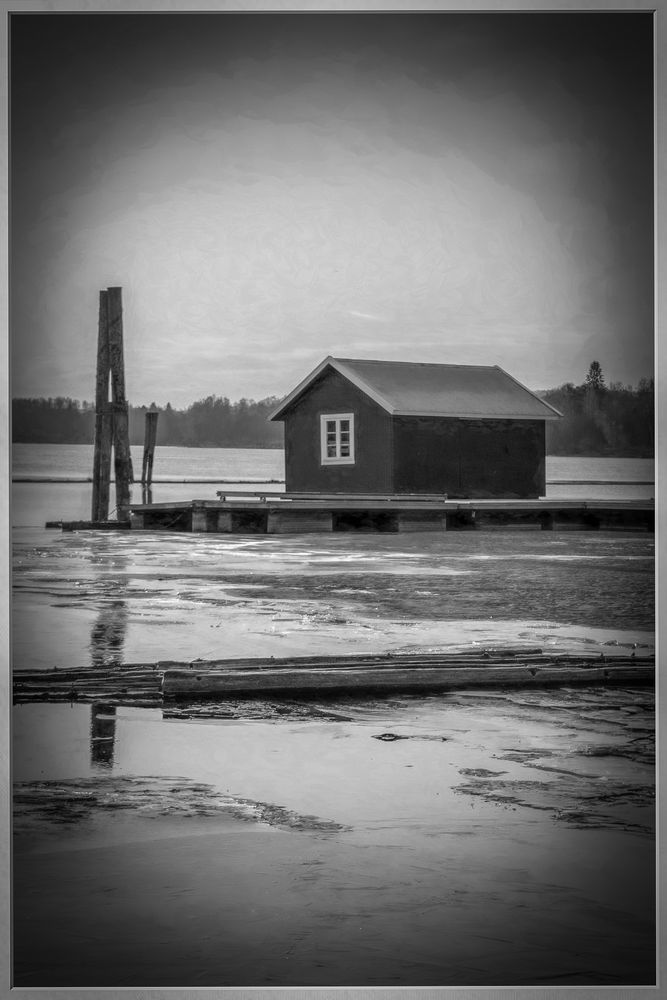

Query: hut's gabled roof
left=269, top=357, right=562, bottom=421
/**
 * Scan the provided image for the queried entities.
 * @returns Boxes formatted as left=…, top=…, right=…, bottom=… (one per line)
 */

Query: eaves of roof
left=268, top=356, right=562, bottom=421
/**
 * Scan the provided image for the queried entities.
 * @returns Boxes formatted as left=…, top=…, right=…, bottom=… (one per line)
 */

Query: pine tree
left=585, top=361, right=606, bottom=391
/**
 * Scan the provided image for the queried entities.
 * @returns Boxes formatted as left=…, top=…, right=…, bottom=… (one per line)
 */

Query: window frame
left=320, top=412, right=355, bottom=466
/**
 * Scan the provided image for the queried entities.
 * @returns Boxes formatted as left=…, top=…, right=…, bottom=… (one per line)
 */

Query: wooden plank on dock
left=284, top=492, right=450, bottom=502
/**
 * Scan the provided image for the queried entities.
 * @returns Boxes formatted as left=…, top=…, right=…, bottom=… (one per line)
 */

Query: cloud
left=346, top=310, right=389, bottom=322
left=11, top=12, right=653, bottom=405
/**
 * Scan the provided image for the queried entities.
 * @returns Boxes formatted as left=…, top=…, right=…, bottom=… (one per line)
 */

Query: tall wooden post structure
left=91, top=286, right=133, bottom=522
left=91, top=290, right=112, bottom=522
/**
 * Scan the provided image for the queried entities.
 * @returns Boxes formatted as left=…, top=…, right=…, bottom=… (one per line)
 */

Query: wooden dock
left=128, top=493, right=654, bottom=533
left=12, top=649, right=654, bottom=706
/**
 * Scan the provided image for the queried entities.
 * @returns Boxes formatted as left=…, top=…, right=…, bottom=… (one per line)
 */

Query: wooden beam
left=162, top=661, right=654, bottom=698
left=13, top=651, right=653, bottom=704
left=141, top=410, right=159, bottom=487
left=106, top=286, right=134, bottom=521
left=91, top=290, right=112, bottom=521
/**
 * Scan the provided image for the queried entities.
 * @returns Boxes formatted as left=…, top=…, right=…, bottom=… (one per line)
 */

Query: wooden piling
left=106, top=286, right=133, bottom=522
left=91, top=290, right=112, bottom=521
left=141, top=410, right=159, bottom=487
left=267, top=509, right=332, bottom=533
left=91, top=408, right=113, bottom=522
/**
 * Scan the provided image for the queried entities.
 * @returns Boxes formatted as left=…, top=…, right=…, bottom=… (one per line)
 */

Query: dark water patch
left=578, top=737, right=654, bottom=766
left=13, top=775, right=349, bottom=835
left=163, top=699, right=355, bottom=722
left=372, top=732, right=449, bottom=742
left=453, top=686, right=654, bottom=736
left=12, top=578, right=173, bottom=602
left=459, top=768, right=508, bottom=778
left=496, top=740, right=653, bottom=771
left=496, top=748, right=557, bottom=763
left=551, top=810, right=650, bottom=835
left=193, top=550, right=654, bottom=630
left=176, top=591, right=249, bottom=608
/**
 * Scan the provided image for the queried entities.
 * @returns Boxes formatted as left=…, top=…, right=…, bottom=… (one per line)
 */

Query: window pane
left=322, top=415, right=353, bottom=462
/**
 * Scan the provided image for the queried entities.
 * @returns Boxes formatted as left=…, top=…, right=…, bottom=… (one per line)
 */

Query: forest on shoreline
left=12, top=367, right=655, bottom=457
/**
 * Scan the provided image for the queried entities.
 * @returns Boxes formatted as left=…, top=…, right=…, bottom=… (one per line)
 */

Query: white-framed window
left=320, top=413, right=355, bottom=465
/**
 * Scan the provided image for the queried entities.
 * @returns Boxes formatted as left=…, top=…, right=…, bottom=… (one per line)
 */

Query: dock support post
left=141, top=410, right=159, bottom=488
left=216, top=511, right=233, bottom=532
left=107, top=287, right=133, bottom=523
left=267, top=510, right=333, bottom=533
left=192, top=508, right=208, bottom=532
left=91, top=290, right=112, bottom=522
left=396, top=512, right=446, bottom=532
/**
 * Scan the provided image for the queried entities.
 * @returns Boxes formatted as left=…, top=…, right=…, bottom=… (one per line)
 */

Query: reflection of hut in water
left=90, top=703, right=116, bottom=769
left=90, top=600, right=128, bottom=667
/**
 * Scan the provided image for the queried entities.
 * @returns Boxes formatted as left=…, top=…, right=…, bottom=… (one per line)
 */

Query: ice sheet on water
left=12, top=522, right=654, bottom=670
left=13, top=775, right=350, bottom=837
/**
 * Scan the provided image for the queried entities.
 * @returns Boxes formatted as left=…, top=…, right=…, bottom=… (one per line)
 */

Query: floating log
left=13, top=650, right=654, bottom=706
left=13, top=661, right=163, bottom=706
left=156, top=649, right=549, bottom=672
left=162, top=658, right=654, bottom=698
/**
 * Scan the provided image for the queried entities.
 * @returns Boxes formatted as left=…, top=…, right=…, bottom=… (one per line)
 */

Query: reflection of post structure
left=141, top=410, right=159, bottom=495
left=90, top=599, right=128, bottom=668
left=91, top=286, right=134, bottom=522
left=89, top=598, right=123, bottom=766
left=90, top=704, right=117, bottom=769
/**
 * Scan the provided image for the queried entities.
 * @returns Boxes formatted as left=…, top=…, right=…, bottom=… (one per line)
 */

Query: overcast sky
left=10, top=10, right=654, bottom=408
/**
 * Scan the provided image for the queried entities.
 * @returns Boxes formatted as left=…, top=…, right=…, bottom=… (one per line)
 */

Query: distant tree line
left=12, top=395, right=285, bottom=448
left=12, top=363, right=654, bottom=456
left=541, top=363, right=654, bottom=457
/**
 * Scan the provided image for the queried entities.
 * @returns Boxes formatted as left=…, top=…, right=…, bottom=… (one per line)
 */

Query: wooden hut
left=269, top=357, right=561, bottom=499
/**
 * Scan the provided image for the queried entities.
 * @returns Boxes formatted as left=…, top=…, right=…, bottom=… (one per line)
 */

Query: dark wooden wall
left=281, top=368, right=394, bottom=493
left=392, top=417, right=546, bottom=498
